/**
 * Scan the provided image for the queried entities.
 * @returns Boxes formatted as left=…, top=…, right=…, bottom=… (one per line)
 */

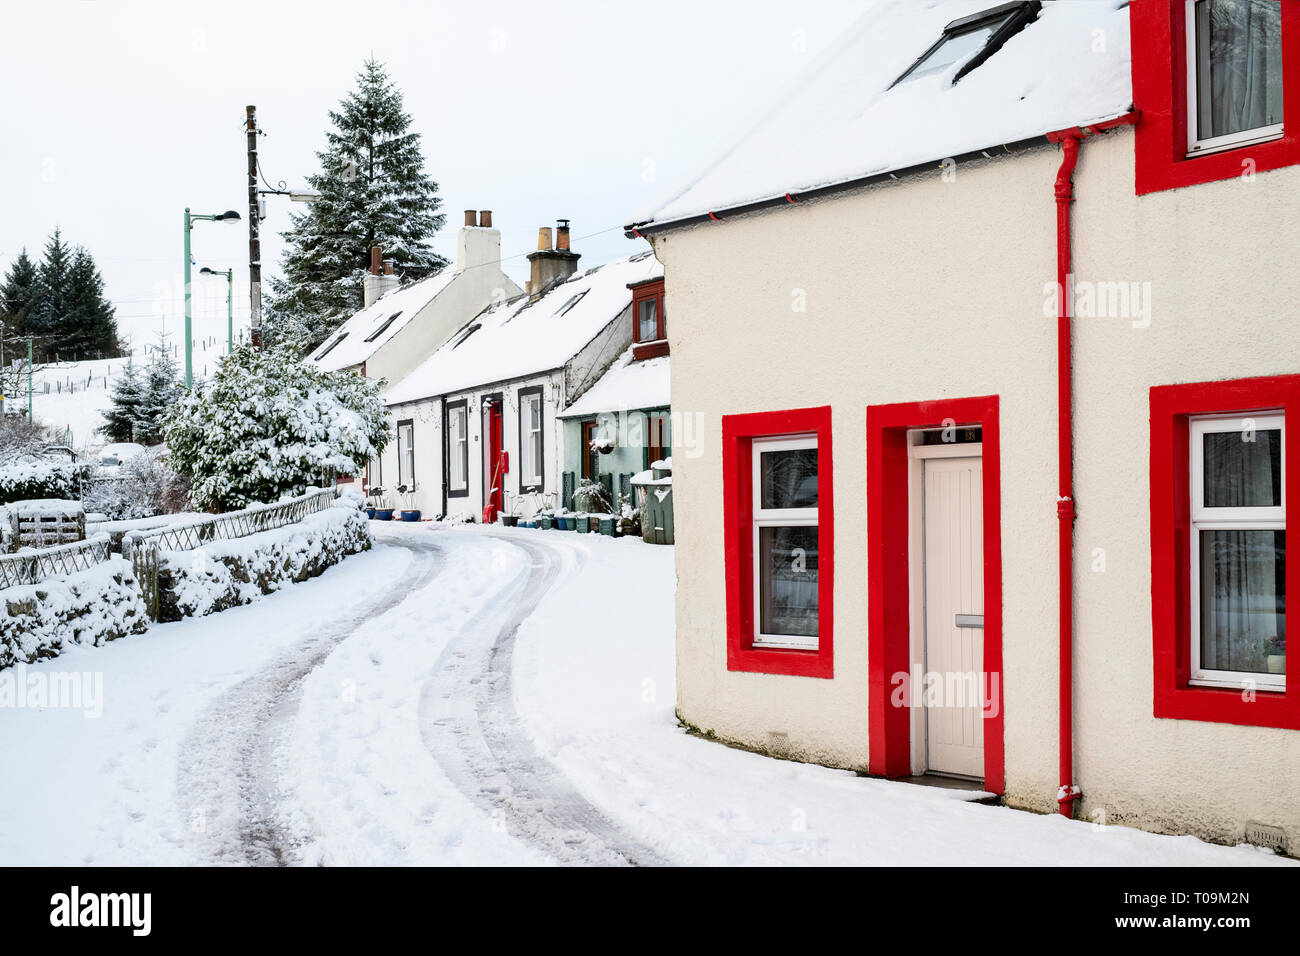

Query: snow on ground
left=0, top=522, right=1293, bottom=866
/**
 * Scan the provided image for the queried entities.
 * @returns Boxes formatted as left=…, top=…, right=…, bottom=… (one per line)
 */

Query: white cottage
left=379, top=224, right=662, bottom=522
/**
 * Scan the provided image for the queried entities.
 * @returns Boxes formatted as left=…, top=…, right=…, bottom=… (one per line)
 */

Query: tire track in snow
left=419, top=532, right=669, bottom=867
left=175, top=539, right=443, bottom=866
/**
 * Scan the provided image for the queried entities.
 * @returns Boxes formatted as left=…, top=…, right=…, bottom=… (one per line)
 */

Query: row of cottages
left=627, top=0, right=1300, bottom=850
left=319, top=211, right=669, bottom=523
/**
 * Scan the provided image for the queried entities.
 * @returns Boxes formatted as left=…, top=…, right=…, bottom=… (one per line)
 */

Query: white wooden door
left=923, top=456, right=984, bottom=778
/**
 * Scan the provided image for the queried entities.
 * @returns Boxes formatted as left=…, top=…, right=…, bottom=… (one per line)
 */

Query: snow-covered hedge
left=0, top=559, right=149, bottom=669
left=157, top=500, right=372, bottom=621
left=0, top=459, right=91, bottom=506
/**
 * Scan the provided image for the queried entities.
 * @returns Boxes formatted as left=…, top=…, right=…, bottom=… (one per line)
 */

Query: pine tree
left=31, top=229, right=73, bottom=360
left=100, top=358, right=142, bottom=443
left=134, top=336, right=184, bottom=445
left=62, top=247, right=120, bottom=360
left=0, top=249, right=40, bottom=337
left=265, top=59, right=447, bottom=356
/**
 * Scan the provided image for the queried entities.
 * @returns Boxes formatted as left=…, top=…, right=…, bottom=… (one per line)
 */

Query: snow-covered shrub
left=0, top=559, right=149, bottom=669
left=80, top=452, right=191, bottom=520
left=164, top=345, right=390, bottom=512
left=157, top=501, right=371, bottom=621
left=0, top=458, right=92, bottom=505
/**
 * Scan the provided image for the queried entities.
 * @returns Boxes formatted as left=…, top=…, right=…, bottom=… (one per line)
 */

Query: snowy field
left=0, top=523, right=1292, bottom=866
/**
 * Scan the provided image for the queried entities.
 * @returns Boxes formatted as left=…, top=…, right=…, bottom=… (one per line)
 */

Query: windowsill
left=1189, top=678, right=1285, bottom=693
left=1187, top=128, right=1284, bottom=159
left=753, top=639, right=818, bottom=652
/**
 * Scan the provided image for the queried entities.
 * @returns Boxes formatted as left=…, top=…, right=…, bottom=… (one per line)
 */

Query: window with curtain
left=751, top=435, right=819, bottom=649
left=520, top=391, right=543, bottom=489
left=1191, top=414, right=1286, bottom=689
left=397, top=422, right=414, bottom=489
left=448, top=405, right=468, bottom=492
left=638, top=298, right=659, bottom=342
left=1187, top=0, right=1284, bottom=153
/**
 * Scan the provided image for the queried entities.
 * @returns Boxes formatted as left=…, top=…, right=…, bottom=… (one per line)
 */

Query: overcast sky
left=1, top=0, right=866, bottom=351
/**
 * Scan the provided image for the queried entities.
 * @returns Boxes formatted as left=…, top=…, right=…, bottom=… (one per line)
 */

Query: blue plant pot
left=400, top=510, right=421, bottom=522
left=374, top=508, right=394, bottom=521
left=365, top=508, right=376, bottom=519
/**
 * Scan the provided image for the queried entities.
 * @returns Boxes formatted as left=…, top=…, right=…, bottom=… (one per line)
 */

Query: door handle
left=955, top=614, right=984, bottom=629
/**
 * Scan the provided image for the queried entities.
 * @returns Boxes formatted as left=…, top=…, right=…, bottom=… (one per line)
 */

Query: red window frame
left=1132, top=0, right=1300, bottom=195
left=1151, top=373, right=1300, bottom=728
left=866, top=395, right=1004, bottom=793
left=631, top=278, right=668, bottom=360
left=722, top=406, right=834, bottom=679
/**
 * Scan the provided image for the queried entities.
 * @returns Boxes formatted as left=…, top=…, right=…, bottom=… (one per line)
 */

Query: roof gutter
left=1044, top=110, right=1138, bottom=819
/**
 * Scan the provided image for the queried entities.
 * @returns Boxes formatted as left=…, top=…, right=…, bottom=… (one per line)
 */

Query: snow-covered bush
left=0, top=458, right=92, bottom=505
left=157, top=501, right=371, bottom=621
left=0, top=559, right=148, bottom=669
left=163, top=345, right=390, bottom=512
left=81, top=451, right=191, bottom=520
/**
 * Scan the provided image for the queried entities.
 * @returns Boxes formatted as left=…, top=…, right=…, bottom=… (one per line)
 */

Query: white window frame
left=751, top=433, right=819, bottom=651
left=1185, top=0, right=1285, bottom=157
left=1189, top=412, right=1286, bottom=690
left=521, top=391, right=543, bottom=488
left=397, top=421, right=415, bottom=490
left=449, top=405, right=468, bottom=492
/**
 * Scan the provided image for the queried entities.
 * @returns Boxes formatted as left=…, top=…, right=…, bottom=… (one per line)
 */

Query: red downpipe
left=1048, top=113, right=1137, bottom=818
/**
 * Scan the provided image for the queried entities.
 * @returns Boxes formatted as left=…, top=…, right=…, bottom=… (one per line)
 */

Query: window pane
left=1200, top=529, right=1285, bottom=675
left=638, top=299, right=658, bottom=341
left=759, top=525, right=819, bottom=637
left=906, top=20, right=1004, bottom=81
left=1197, top=0, right=1283, bottom=139
left=1203, top=428, right=1281, bottom=507
left=760, top=447, right=818, bottom=509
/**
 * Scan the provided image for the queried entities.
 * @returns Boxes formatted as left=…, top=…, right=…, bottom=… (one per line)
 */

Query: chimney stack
left=364, top=246, right=400, bottom=307
left=456, top=204, right=504, bottom=274
left=526, top=218, right=581, bottom=302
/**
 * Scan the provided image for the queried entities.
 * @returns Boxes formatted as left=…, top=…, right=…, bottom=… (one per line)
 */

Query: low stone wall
left=1, top=559, right=149, bottom=668
left=157, top=503, right=372, bottom=622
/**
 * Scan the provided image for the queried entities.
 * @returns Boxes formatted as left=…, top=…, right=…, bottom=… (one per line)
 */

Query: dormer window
left=892, top=1, right=1040, bottom=87
left=629, top=277, right=667, bottom=361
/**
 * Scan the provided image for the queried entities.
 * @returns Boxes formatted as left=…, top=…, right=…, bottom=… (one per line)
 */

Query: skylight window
left=451, top=323, right=481, bottom=349
left=893, top=1, right=1040, bottom=87
left=364, top=311, right=402, bottom=343
left=315, top=332, right=349, bottom=360
left=554, top=290, right=588, bottom=316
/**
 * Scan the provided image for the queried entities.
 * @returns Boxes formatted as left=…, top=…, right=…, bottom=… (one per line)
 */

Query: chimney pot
left=479, top=210, right=493, bottom=228
left=464, top=209, right=478, bottom=227
left=537, top=226, right=553, bottom=251
left=369, top=246, right=382, bottom=275
left=556, top=219, right=571, bottom=251
left=382, top=258, right=395, bottom=276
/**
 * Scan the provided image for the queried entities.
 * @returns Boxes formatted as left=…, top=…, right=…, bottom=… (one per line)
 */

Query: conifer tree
left=134, top=336, right=183, bottom=445
left=264, top=59, right=447, bottom=355
left=62, top=247, right=121, bottom=359
left=0, top=249, right=40, bottom=337
left=100, top=358, right=142, bottom=443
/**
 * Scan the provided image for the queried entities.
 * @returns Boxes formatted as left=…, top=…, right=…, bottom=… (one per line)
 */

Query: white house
left=378, top=224, right=662, bottom=521
left=628, top=0, right=1300, bottom=851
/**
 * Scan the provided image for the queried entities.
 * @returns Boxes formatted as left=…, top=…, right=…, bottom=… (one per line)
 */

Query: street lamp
left=184, top=208, right=240, bottom=386
left=199, top=266, right=234, bottom=354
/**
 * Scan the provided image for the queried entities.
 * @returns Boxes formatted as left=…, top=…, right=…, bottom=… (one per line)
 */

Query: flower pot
left=502, top=514, right=519, bottom=527
left=575, top=515, right=590, bottom=533
left=1268, top=654, right=1286, bottom=674
left=365, top=508, right=376, bottom=519
left=539, top=516, right=553, bottom=530
left=374, top=508, right=394, bottom=521
left=599, top=517, right=615, bottom=536
left=400, top=510, right=421, bottom=522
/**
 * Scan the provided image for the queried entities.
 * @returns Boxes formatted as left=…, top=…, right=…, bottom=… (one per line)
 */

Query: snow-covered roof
left=558, top=347, right=669, bottom=419
left=309, top=269, right=457, bottom=373
left=385, top=253, right=663, bottom=405
left=630, top=0, right=1133, bottom=231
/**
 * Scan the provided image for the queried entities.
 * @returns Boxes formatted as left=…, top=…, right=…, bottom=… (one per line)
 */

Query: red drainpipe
left=1046, top=113, right=1138, bottom=818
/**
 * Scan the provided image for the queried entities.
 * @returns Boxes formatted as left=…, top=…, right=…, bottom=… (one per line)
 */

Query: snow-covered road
left=0, top=523, right=1292, bottom=866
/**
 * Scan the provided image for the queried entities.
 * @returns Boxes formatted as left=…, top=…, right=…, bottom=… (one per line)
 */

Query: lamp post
left=184, top=207, right=240, bottom=386
left=199, top=266, right=234, bottom=353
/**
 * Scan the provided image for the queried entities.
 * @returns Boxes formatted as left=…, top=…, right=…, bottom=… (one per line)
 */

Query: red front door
left=484, top=399, right=504, bottom=522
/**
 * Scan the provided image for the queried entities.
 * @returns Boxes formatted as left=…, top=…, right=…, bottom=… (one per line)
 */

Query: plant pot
left=599, top=517, right=615, bottom=536
left=539, top=516, right=554, bottom=530
left=1268, top=654, right=1286, bottom=674
left=374, top=508, right=394, bottom=521
left=502, top=514, right=519, bottom=527
left=365, top=508, right=376, bottom=519
left=400, top=510, right=421, bottom=522
left=575, top=515, right=590, bottom=533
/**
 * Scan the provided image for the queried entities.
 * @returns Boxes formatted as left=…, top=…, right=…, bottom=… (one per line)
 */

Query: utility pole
left=247, top=105, right=262, bottom=349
